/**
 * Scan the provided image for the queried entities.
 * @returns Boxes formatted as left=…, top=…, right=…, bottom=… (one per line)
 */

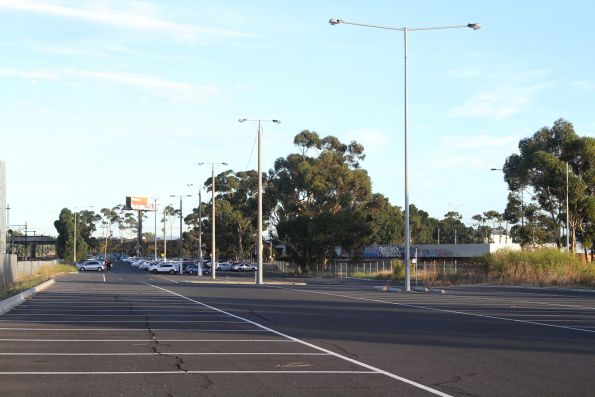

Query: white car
left=151, top=262, right=178, bottom=274
left=216, top=262, right=233, bottom=271
left=77, top=260, right=105, bottom=272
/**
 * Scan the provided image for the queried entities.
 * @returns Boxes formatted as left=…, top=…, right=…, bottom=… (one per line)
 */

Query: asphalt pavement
left=0, top=263, right=594, bottom=396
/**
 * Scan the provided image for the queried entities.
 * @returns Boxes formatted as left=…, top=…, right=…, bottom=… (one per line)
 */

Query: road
left=0, top=264, right=594, bottom=396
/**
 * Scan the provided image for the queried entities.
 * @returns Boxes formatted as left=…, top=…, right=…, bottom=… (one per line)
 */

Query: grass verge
left=0, top=264, right=76, bottom=300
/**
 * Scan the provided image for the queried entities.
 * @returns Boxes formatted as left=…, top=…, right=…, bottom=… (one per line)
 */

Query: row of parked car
left=123, top=257, right=258, bottom=274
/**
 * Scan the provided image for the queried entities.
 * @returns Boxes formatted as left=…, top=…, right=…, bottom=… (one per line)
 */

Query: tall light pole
left=566, top=162, right=570, bottom=252
left=239, top=118, right=281, bottom=285
left=169, top=194, right=192, bottom=273
left=330, top=18, right=479, bottom=292
left=188, top=183, right=204, bottom=276
left=198, top=161, right=228, bottom=280
left=73, top=205, right=93, bottom=263
left=153, top=197, right=159, bottom=261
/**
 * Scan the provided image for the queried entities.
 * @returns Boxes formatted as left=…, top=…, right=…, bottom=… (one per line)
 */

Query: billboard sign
left=125, top=196, right=155, bottom=211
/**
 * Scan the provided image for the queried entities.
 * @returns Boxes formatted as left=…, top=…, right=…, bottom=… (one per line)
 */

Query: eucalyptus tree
left=267, top=130, right=374, bottom=271
left=502, top=119, right=594, bottom=249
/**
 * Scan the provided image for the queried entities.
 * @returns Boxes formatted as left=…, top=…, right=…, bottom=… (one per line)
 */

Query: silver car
left=77, top=260, right=105, bottom=272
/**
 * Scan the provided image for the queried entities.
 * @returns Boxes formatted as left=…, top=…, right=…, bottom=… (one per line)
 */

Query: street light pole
left=153, top=198, right=158, bottom=261
left=566, top=162, right=570, bottom=252
left=198, top=189, right=203, bottom=276
left=330, top=18, right=479, bottom=292
left=239, top=118, right=281, bottom=285
left=211, top=163, right=216, bottom=280
left=198, top=161, right=228, bottom=280
left=188, top=183, right=204, bottom=277
left=169, top=194, right=192, bottom=274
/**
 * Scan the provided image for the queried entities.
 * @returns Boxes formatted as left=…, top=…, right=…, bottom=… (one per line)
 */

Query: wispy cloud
left=0, top=0, right=259, bottom=40
left=450, top=91, right=531, bottom=119
left=0, top=68, right=57, bottom=80
left=571, top=80, right=595, bottom=93
left=448, top=67, right=555, bottom=119
left=0, top=67, right=221, bottom=104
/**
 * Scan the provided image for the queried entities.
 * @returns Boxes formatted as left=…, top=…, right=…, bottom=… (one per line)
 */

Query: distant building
left=361, top=239, right=521, bottom=261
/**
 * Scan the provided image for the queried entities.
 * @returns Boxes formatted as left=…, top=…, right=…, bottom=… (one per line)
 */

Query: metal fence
left=1, top=255, right=60, bottom=285
left=270, top=259, right=488, bottom=282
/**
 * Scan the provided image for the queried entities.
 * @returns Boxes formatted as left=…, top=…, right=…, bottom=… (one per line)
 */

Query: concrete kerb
left=183, top=279, right=307, bottom=286
left=0, top=279, right=55, bottom=315
left=374, top=285, right=446, bottom=294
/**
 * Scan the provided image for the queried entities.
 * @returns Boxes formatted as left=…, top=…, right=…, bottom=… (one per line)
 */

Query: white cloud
left=571, top=80, right=595, bottom=93
left=68, top=70, right=221, bottom=103
left=448, top=67, right=555, bottom=119
left=450, top=91, right=530, bottom=119
left=0, top=68, right=57, bottom=80
left=0, top=0, right=259, bottom=40
left=0, top=67, right=221, bottom=104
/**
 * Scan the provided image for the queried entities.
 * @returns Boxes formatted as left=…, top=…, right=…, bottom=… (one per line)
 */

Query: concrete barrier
left=0, top=279, right=55, bottom=315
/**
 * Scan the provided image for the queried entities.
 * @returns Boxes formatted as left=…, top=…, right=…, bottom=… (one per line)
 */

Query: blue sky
left=1, top=0, right=594, bottom=237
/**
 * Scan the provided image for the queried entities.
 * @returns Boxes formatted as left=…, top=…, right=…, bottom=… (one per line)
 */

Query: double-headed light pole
left=198, top=161, right=228, bottom=280
left=329, top=18, right=479, bottom=292
left=239, top=118, right=281, bottom=285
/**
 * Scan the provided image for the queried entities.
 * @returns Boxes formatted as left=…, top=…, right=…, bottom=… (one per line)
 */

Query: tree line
left=54, top=119, right=594, bottom=267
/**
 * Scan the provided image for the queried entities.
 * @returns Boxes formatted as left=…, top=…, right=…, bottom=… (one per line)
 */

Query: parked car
left=216, top=262, right=233, bottom=271
left=77, top=260, right=105, bottom=272
left=232, top=262, right=257, bottom=272
left=151, top=262, right=178, bottom=274
left=185, top=264, right=207, bottom=275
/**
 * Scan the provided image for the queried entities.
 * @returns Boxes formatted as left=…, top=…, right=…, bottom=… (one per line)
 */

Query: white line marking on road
left=0, top=320, right=244, bottom=323
left=159, top=276, right=178, bottom=283
left=0, top=370, right=377, bottom=375
left=102, top=274, right=106, bottom=283
left=146, top=282, right=454, bottom=397
left=0, top=339, right=295, bottom=342
left=439, top=292, right=595, bottom=310
left=0, top=328, right=268, bottom=332
left=3, top=313, right=227, bottom=317
left=282, top=287, right=595, bottom=334
left=0, top=352, right=328, bottom=356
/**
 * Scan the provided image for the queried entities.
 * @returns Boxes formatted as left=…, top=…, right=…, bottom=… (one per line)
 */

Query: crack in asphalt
left=249, top=310, right=280, bottom=325
left=146, top=319, right=190, bottom=373
left=433, top=373, right=479, bottom=397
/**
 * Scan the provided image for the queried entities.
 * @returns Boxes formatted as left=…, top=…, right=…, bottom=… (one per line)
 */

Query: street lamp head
left=238, top=118, right=247, bottom=123
left=272, top=119, right=281, bottom=124
left=222, top=162, right=228, bottom=166
left=197, top=162, right=204, bottom=166
left=467, top=23, right=481, bottom=30
left=329, top=18, right=343, bottom=25
left=490, top=168, right=503, bottom=171
left=169, top=195, right=176, bottom=198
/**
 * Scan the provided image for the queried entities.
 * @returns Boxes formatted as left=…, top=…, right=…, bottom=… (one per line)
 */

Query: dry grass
left=0, top=264, right=76, bottom=300
left=485, top=249, right=590, bottom=286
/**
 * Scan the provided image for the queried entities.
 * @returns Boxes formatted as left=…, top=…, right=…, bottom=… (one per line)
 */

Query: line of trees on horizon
left=52, top=119, right=594, bottom=267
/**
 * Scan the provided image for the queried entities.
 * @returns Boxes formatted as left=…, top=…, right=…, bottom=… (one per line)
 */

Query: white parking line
left=281, top=287, right=595, bottom=334
left=0, top=320, right=245, bottom=323
left=158, top=276, right=179, bottom=283
left=102, top=274, right=106, bottom=283
left=4, top=313, right=228, bottom=317
left=0, top=328, right=269, bottom=332
left=0, top=370, right=377, bottom=375
left=0, top=339, right=294, bottom=342
left=146, top=282, right=454, bottom=397
left=0, top=352, right=328, bottom=356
